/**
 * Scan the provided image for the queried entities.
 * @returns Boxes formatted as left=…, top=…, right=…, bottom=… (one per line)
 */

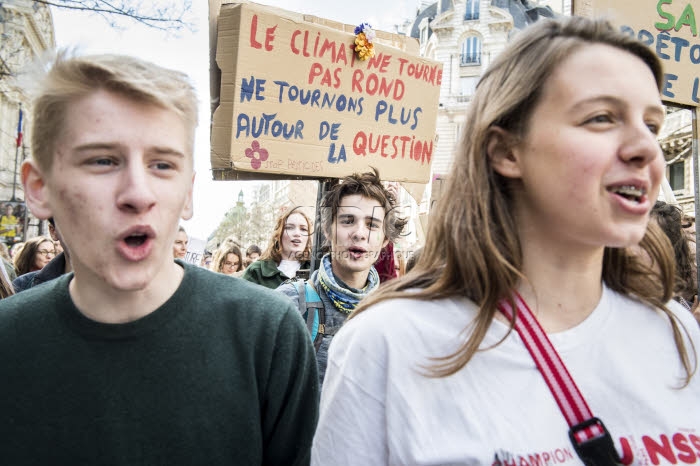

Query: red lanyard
left=497, top=292, right=622, bottom=465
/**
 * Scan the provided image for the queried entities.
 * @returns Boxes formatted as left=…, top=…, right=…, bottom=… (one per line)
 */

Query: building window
left=465, top=0, right=480, bottom=20
left=460, top=37, right=481, bottom=66
left=460, top=76, right=479, bottom=95
left=669, top=161, right=685, bottom=191
left=420, top=25, right=427, bottom=45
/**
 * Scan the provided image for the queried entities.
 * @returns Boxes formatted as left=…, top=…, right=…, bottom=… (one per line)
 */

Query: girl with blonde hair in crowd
left=242, top=207, right=312, bottom=289
left=312, top=16, right=700, bottom=465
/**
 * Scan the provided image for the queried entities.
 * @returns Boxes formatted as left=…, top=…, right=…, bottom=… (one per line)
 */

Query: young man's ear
left=486, top=126, right=522, bottom=179
left=180, top=171, right=196, bottom=221
left=21, top=160, right=53, bottom=219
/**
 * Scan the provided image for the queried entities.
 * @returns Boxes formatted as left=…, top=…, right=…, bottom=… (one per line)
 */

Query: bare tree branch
left=30, top=0, right=193, bottom=31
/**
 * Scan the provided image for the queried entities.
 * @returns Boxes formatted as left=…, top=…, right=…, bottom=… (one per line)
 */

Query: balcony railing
left=460, top=53, right=481, bottom=66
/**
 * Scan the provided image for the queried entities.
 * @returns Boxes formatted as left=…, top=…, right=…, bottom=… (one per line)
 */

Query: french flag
left=16, top=107, right=23, bottom=148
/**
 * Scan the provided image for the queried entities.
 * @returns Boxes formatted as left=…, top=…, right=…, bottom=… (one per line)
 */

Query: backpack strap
left=296, top=280, right=325, bottom=351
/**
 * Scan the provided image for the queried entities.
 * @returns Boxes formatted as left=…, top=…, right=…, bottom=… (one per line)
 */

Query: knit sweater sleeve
left=261, top=306, right=320, bottom=466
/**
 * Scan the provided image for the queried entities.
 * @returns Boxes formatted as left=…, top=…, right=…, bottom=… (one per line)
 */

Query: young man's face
left=23, top=90, right=194, bottom=293
left=329, top=194, right=388, bottom=288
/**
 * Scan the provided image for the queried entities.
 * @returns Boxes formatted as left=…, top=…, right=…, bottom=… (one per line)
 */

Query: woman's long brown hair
left=351, top=16, right=695, bottom=384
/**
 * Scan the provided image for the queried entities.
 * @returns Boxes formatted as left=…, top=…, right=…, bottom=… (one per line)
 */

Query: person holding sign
left=311, top=16, right=700, bottom=465
left=0, top=51, right=319, bottom=465
left=277, top=169, right=407, bottom=385
left=242, top=207, right=312, bottom=289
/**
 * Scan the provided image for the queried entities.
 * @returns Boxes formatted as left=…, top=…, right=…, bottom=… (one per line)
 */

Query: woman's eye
left=585, top=114, right=614, bottom=124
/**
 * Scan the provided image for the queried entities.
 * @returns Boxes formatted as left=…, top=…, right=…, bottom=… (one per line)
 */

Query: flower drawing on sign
left=245, top=140, right=269, bottom=170
left=354, top=22, right=375, bottom=61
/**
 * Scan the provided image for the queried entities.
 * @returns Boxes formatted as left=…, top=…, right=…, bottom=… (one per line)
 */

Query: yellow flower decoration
left=353, top=23, right=376, bottom=61
left=355, top=33, right=375, bottom=61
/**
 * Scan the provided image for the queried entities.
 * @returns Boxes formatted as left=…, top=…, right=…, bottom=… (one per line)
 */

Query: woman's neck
left=517, top=237, right=605, bottom=333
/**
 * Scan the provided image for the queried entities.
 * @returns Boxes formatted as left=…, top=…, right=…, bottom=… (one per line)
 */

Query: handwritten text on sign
left=212, top=3, right=443, bottom=182
left=575, top=0, right=699, bottom=107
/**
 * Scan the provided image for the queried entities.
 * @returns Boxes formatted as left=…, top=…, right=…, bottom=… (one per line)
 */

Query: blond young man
left=0, top=52, right=318, bottom=465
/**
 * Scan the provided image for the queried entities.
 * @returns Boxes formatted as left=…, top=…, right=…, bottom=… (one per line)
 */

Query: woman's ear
left=486, top=126, right=523, bottom=179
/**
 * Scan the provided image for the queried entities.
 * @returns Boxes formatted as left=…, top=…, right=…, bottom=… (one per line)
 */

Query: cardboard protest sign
left=185, top=237, right=207, bottom=267
left=575, top=0, right=700, bottom=107
left=211, top=2, right=443, bottom=183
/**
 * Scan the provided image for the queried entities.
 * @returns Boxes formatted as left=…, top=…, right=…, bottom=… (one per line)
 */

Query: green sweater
left=242, top=259, right=290, bottom=290
left=0, top=262, right=319, bottom=465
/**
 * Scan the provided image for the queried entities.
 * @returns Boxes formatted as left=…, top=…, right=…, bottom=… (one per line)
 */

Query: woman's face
left=221, top=253, right=240, bottom=275
left=280, top=213, right=309, bottom=260
left=33, top=240, right=56, bottom=271
left=172, top=230, right=188, bottom=259
left=496, top=43, right=664, bottom=252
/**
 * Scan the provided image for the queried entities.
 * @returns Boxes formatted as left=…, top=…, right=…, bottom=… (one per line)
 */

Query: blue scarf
left=318, top=253, right=380, bottom=314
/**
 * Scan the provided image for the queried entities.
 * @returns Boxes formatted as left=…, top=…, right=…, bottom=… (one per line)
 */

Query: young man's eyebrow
left=73, top=143, right=185, bottom=158
left=73, top=142, right=120, bottom=153
left=150, top=147, right=186, bottom=158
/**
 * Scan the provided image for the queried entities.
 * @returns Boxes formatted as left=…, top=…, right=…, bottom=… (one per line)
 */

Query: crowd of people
left=0, top=14, right=699, bottom=465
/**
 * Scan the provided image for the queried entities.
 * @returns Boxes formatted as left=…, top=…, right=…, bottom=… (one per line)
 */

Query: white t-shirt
left=277, top=260, right=301, bottom=279
left=312, top=285, right=700, bottom=465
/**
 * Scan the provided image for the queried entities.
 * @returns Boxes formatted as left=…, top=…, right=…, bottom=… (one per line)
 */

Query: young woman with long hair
left=242, top=207, right=312, bottom=289
left=312, top=16, right=700, bottom=465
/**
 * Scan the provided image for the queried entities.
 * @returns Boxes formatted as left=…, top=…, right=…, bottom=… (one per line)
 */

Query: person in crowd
left=211, top=243, right=244, bottom=276
left=374, top=242, right=397, bottom=282
left=242, top=207, right=312, bottom=289
left=13, top=218, right=72, bottom=293
left=0, top=242, right=10, bottom=262
left=0, top=51, right=318, bottom=464
left=13, top=235, right=55, bottom=277
left=9, top=241, right=24, bottom=260
left=277, top=169, right=407, bottom=384
left=372, top=182, right=401, bottom=282
left=651, top=201, right=698, bottom=311
left=200, top=250, right=213, bottom=269
left=393, top=248, right=406, bottom=278
left=0, top=268, right=13, bottom=299
left=0, top=242, right=16, bottom=283
left=0, top=204, right=19, bottom=239
left=245, top=244, right=262, bottom=267
left=172, top=225, right=188, bottom=260
left=311, top=17, right=700, bottom=465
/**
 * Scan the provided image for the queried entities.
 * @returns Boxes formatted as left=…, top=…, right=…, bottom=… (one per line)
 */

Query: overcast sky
left=51, top=0, right=419, bottom=239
